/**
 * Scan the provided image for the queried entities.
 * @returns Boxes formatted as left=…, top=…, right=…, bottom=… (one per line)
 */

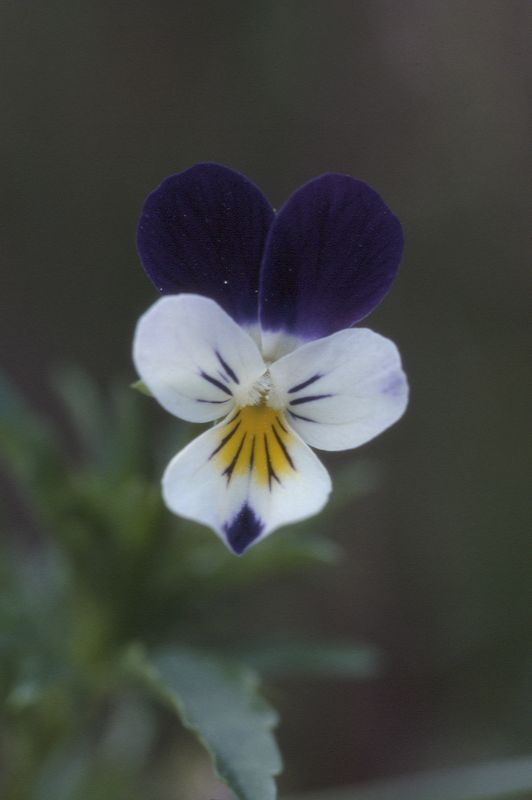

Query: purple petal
left=137, top=163, right=274, bottom=325
left=259, top=174, right=403, bottom=339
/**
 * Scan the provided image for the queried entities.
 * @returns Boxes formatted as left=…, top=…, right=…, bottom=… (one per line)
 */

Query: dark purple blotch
left=223, top=503, right=264, bottom=554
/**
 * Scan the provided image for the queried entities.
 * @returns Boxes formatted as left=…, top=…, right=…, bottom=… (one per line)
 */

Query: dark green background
left=2, top=0, right=531, bottom=790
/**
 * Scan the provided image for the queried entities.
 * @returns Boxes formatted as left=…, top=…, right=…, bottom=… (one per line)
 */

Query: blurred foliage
left=3, top=369, right=530, bottom=799
left=0, top=368, right=379, bottom=800
left=2, top=0, right=532, bottom=789
left=286, top=755, right=532, bottom=800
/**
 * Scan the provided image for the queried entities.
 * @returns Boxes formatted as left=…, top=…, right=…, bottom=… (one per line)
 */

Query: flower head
left=133, top=164, right=408, bottom=554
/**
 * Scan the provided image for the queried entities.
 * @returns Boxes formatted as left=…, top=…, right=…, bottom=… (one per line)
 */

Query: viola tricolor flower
left=133, top=163, right=408, bottom=554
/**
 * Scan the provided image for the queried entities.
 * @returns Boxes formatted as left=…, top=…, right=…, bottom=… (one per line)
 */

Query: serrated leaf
left=130, top=646, right=282, bottom=800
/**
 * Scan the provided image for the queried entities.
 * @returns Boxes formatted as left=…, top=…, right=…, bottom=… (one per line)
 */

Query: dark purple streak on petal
left=137, top=163, right=274, bottom=325
left=215, top=351, right=240, bottom=384
left=289, top=393, right=333, bottom=406
left=200, top=371, right=233, bottom=395
left=259, top=174, right=403, bottom=339
left=287, top=373, right=323, bottom=394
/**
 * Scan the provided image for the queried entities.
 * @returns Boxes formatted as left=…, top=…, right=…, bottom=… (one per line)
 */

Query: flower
left=133, top=163, right=408, bottom=554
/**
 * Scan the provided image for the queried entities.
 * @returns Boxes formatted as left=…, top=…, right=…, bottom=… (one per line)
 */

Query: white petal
left=162, top=407, right=331, bottom=554
left=269, top=328, right=408, bottom=451
left=260, top=329, right=306, bottom=362
left=133, top=295, right=266, bottom=422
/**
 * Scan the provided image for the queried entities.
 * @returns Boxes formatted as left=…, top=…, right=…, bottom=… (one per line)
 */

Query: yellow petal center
left=211, top=406, right=295, bottom=487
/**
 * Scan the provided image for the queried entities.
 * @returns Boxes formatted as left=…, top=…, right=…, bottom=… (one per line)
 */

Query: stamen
left=247, top=370, right=273, bottom=405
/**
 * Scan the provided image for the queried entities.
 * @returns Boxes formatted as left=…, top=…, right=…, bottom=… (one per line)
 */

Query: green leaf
left=51, top=366, right=106, bottom=464
left=129, top=645, right=282, bottom=800
left=285, top=755, right=532, bottom=800
left=0, top=372, right=60, bottom=481
left=130, top=380, right=153, bottom=397
left=326, top=458, right=380, bottom=514
left=235, top=639, right=380, bottom=680
left=32, top=737, right=145, bottom=800
left=53, top=367, right=151, bottom=477
left=178, top=527, right=341, bottom=586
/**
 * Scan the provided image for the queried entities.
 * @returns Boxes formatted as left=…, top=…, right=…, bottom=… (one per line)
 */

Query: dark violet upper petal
left=259, top=174, right=403, bottom=339
left=137, top=163, right=274, bottom=325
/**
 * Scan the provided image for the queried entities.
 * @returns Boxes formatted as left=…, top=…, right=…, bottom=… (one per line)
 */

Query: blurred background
left=2, top=0, right=532, bottom=795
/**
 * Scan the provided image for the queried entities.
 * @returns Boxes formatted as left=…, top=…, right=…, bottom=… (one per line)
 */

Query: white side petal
left=133, top=295, right=266, bottom=422
left=162, top=408, right=331, bottom=554
left=260, top=329, right=306, bottom=362
left=269, top=328, right=408, bottom=451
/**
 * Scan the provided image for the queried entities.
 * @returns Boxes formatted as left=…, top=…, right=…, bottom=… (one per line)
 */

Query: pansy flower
left=133, top=163, right=408, bottom=554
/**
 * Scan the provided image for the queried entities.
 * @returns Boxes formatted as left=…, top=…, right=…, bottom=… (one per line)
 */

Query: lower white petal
left=269, top=328, right=408, bottom=451
left=162, top=407, right=331, bottom=554
left=133, top=295, right=266, bottom=423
